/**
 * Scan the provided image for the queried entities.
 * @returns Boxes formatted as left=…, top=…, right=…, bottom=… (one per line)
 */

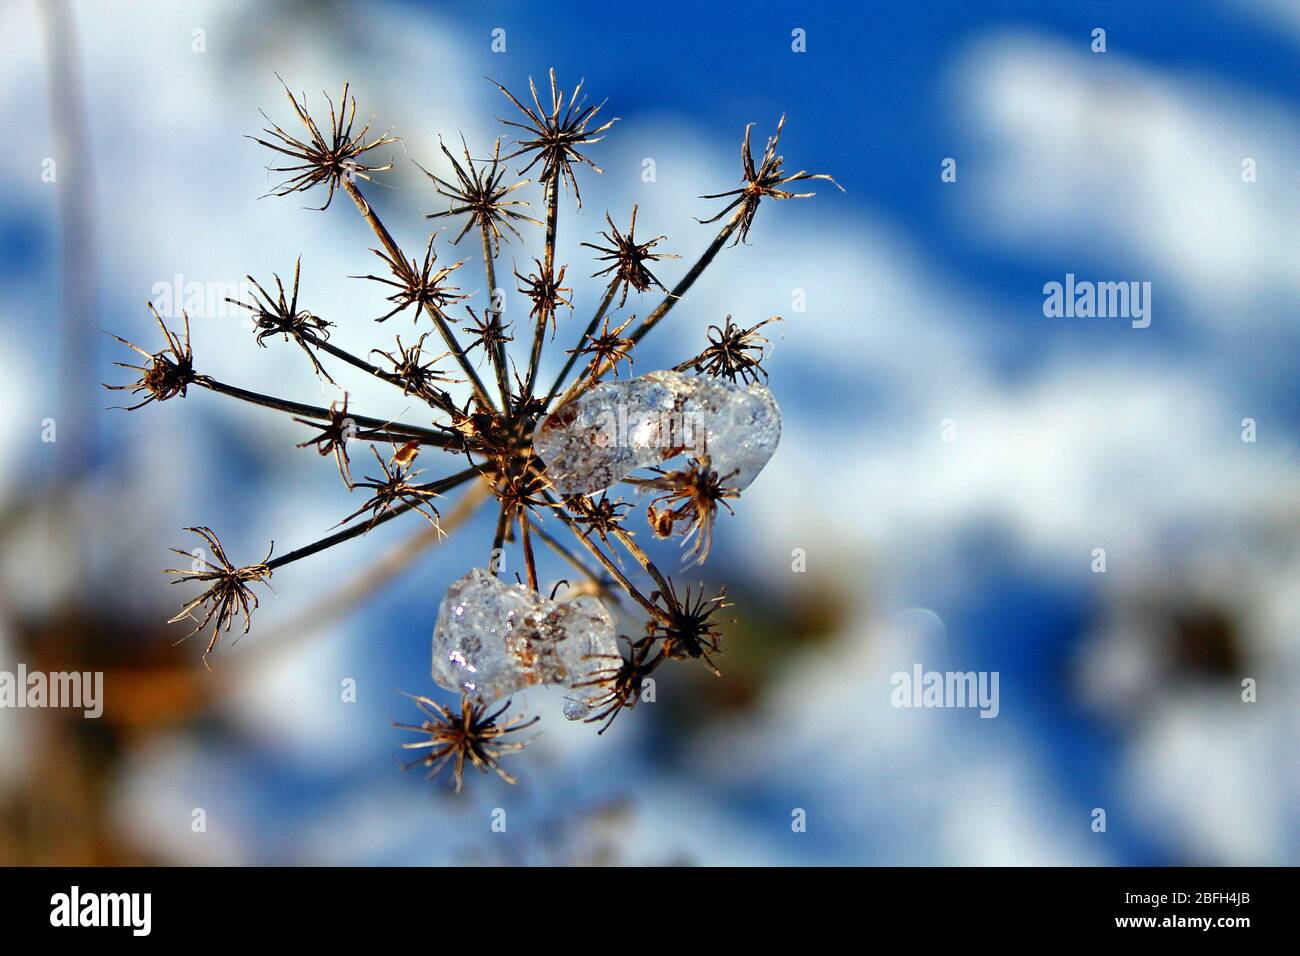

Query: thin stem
left=556, top=209, right=743, bottom=409
left=522, top=167, right=560, bottom=398
left=340, top=178, right=496, bottom=410
left=529, top=520, right=620, bottom=604
left=308, top=335, right=458, bottom=416
left=550, top=503, right=665, bottom=620
left=490, top=504, right=509, bottom=576
left=542, top=279, right=617, bottom=409
left=197, top=378, right=458, bottom=447
left=519, top=510, right=539, bottom=591
left=479, top=221, right=512, bottom=408
left=266, top=465, right=485, bottom=571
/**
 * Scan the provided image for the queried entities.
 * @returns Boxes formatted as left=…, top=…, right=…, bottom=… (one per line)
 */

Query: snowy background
left=0, top=0, right=1297, bottom=865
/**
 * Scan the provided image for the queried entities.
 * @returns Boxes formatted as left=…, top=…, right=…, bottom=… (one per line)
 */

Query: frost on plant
left=106, top=70, right=837, bottom=793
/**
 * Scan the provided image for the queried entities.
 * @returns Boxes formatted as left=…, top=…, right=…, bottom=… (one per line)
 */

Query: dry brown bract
left=395, top=695, right=538, bottom=791
left=650, top=580, right=732, bottom=675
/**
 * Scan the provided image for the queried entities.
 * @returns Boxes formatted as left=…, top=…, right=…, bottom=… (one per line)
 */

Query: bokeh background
left=1, top=0, right=1297, bottom=865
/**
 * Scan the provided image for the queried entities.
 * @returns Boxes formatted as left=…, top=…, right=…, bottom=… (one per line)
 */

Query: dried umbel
left=107, top=70, right=835, bottom=790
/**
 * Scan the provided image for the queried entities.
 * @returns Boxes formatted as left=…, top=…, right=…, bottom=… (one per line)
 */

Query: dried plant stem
left=556, top=209, right=743, bottom=409
left=478, top=222, right=512, bottom=407
left=529, top=520, right=620, bottom=604
left=490, top=504, right=509, bottom=575
left=522, top=167, right=560, bottom=398
left=341, top=178, right=496, bottom=410
left=519, top=510, right=539, bottom=591
left=197, top=378, right=456, bottom=446
left=543, top=279, right=618, bottom=408
left=266, top=465, right=487, bottom=571
left=551, top=504, right=664, bottom=620
left=237, top=478, right=491, bottom=662
left=309, top=335, right=457, bottom=415
left=607, top=522, right=673, bottom=597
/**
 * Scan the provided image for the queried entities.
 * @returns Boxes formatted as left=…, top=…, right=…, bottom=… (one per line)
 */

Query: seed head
left=675, top=315, right=780, bottom=385
left=164, top=526, right=274, bottom=663
left=422, top=136, right=541, bottom=250
left=581, top=205, right=678, bottom=307
left=700, top=114, right=842, bottom=244
left=252, top=78, right=397, bottom=210
left=105, top=305, right=203, bottom=410
left=227, top=258, right=335, bottom=381
left=395, top=694, right=538, bottom=791
left=359, top=233, right=467, bottom=323
left=492, top=68, right=618, bottom=207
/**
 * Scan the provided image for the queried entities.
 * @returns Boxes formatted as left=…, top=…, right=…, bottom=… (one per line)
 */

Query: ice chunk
left=533, top=370, right=780, bottom=495
left=431, top=568, right=620, bottom=707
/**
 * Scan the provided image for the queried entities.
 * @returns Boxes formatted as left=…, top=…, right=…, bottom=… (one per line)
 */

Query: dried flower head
left=568, top=313, right=635, bottom=382
left=370, top=332, right=458, bottom=402
left=644, top=456, right=740, bottom=565
left=571, top=635, right=662, bottom=733
left=395, top=695, right=538, bottom=791
left=294, top=396, right=359, bottom=486
left=360, top=233, right=466, bottom=323
left=675, top=315, right=780, bottom=385
left=460, top=304, right=514, bottom=361
left=164, top=527, right=274, bottom=661
left=337, top=445, right=444, bottom=531
left=252, top=78, right=397, bottom=210
left=493, top=68, right=618, bottom=206
left=105, top=305, right=203, bottom=410
left=650, top=580, right=732, bottom=674
left=581, top=205, right=678, bottom=307
left=227, top=258, right=335, bottom=381
left=422, top=136, right=541, bottom=249
left=701, top=114, right=842, bottom=244
left=118, top=71, right=834, bottom=792
left=515, top=259, right=572, bottom=334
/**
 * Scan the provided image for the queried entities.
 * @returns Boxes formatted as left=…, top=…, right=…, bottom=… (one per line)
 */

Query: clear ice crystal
left=431, top=568, right=620, bottom=708
left=533, top=370, right=781, bottom=495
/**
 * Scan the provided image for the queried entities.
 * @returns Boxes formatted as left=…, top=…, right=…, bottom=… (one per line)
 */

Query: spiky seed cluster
left=569, top=313, right=635, bottom=382
left=227, top=258, right=336, bottom=381
left=422, top=136, right=541, bottom=249
left=516, top=259, right=572, bottom=334
left=676, top=315, right=780, bottom=385
left=164, top=527, right=274, bottom=661
left=105, top=306, right=203, bottom=410
left=395, top=695, right=538, bottom=791
left=336, top=446, right=444, bottom=532
left=361, top=234, right=467, bottom=323
left=492, top=68, right=617, bottom=206
left=252, top=79, right=398, bottom=210
left=701, top=113, right=843, bottom=244
left=107, top=70, right=834, bottom=790
left=371, top=332, right=457, bottom=403
left=582, top=205, right=678, bottom=307
left=645, top=456, right=741, bottom=566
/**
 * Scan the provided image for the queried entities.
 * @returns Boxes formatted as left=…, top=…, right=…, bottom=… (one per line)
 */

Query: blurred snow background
left=0, top=0, right=1296, bottom=864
